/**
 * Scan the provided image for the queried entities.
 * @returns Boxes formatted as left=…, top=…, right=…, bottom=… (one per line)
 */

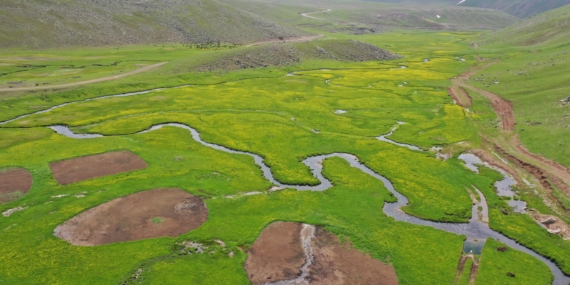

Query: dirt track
left=246, top=34, right=325, bottom=47
left=448, top=86, right=472, bottom=108
left=452, top=59, right=570, bottom=207
left=54, top=188, right=207, bottom=246
left=451, top=60, right=515, bottom=131
left=0, top=62, right=167, bottom=92
left=300, top=9, right=331, bottom=20
left=50, top=151, right=147, bottom=185
left=0, top=168, right=32, bottom=203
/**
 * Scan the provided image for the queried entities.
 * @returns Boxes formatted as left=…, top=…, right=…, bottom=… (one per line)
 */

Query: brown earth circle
left=0, top=168, right=32, bottom=203
left=244, top=222, right=306, bottom=284
left=49, top=150, right=148, bottom=185
left=54, top=188, right=207, bottom=246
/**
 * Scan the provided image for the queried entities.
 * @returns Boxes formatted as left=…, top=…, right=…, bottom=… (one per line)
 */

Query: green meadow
left=0, top=30, right=568, bottom=284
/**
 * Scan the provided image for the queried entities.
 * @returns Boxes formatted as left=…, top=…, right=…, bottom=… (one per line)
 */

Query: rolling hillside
left=458, top=0, right=570, bottom=18
left=470, top=4, right=570, bottom=169
left=0, top=0, right=307, bottom=49
left=364, top=0, right=570, bottom=17
left=481, top=3, right=570, bottom=46
left=223, top=0, right=519, bottom=32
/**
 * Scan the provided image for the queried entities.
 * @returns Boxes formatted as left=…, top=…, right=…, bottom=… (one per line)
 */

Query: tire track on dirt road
left=0, top=62, right=167, bottom=92
left=451, top=59, right=570, bottom=208
left=300, top=9, right=331, bottom=20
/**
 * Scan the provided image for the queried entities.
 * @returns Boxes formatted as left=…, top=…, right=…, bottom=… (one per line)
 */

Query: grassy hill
left=364, top=0, right=570, bottom=17
left=471, top=4, right=570, bottom=169
left=0, top=0, right=307, bottom=49
left=481, top=3, right=570, bottom=46
left=223, top=0, right=519, bottom=32
left=458, top=0, right=570, bottom=18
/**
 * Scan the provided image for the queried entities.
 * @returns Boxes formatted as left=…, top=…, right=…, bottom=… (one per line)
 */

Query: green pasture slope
left=472, top=4, right=570, bottom=168
left=0, top=30, right=567, bottom=285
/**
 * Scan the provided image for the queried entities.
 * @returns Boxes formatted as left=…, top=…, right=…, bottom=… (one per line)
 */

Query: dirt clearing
left=49, top=150, right=147, bottom=185
left=245, top=222, right=398, bottom=285
left=54, top=188, right=207, bottom=246
left=0, top=168, right=32, bottom=203
left=308, top=227, right=398, bottom=285
left=244, top=222, right=306, bottom=284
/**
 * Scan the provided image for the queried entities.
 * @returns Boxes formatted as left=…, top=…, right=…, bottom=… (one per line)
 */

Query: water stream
left=268, top=224, right=315, bottom=285
left=48, top=123, right=570, bottom=284
left=376, top=122, right=423, bottom=152
left=459, top=153, right=527, bottom=213
left=0, top=88, right=167, bottom=126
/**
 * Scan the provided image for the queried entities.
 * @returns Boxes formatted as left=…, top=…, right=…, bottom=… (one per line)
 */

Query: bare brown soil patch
left=245, top=222, right=306, bottom=284
left=245, top=222, right=398, bottom=285
left=308, top=228, right=398, bottom=285
left=50, top=150, right=147, bottom=185
left=54, top=188, right=207, bottom=246
left=0, top=168, right=32, bottom=203
left=460, top=83, right=515, bottom=131
left=531, top=211, right=570, bottom=240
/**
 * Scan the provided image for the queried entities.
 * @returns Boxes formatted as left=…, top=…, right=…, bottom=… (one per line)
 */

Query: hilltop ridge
left=0, top=0, right=307, bottom=49
left=480, top=3, right=570, bottom=46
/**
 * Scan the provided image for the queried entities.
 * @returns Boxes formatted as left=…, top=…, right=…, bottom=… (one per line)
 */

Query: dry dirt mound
left=245, top=222, right=398, bottom=285
left=195, top=39, right=400, bottom=73
left=54, top=188, right=207, bottom=246
left=49, top=150, right=147, bottom=185
left=0, top=168, right=32, bottom=203
left=244, top=222, right=306, bottom=284
left=308, top=227, right=399, bottom=285
left=531, top=211, right=570, bottom=240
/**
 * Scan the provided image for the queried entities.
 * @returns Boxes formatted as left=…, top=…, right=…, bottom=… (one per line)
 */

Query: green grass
left=469, top=4, right=570, bottom=168
left=1, top=32, right=485, bottom=222
left=476, top=239, right=553, bottom=284
left=456, top=257, right=473, bottom=285
left=0, top=29, right=567, bottom=284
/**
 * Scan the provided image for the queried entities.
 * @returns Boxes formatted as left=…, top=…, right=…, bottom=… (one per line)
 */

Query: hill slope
left=0, top=0, right=307, bottom=49
left=363, top=0, right=570, bottom=17
left=458, top=0, right=570, bottom=18
left=470, top=4, right=570, bottom=170
left=223, top=0, right=519, bottom=32
left=481, top=3, right=570, bottom=46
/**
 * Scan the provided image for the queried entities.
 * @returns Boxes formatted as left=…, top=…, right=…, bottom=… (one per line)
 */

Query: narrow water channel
left=376, top=122, right=423, bottom=152
left=459, top=153, right=527, bottom=213
left=48, top=123, right=570, bottom=284
left=0, top=88, right=165, bottom=126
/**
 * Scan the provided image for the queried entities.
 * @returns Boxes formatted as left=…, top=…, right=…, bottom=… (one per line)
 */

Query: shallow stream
left=50, top=123, right=570, bottom=284
left=459, top=153, right=527, bottom=213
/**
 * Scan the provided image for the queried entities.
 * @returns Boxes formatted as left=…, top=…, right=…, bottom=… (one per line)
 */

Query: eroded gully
left=49, top=123, right=570, bottom=285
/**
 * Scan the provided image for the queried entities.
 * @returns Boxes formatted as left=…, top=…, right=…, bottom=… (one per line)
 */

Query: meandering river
left=1, top=84, right=568, bottom=284
left=49, top=123, right=570, bottom=284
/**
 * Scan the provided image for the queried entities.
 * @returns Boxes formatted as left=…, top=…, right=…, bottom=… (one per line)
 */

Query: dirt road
left=451, top=59, right=570, bottom=204
left=300, top=9, right=331, bottom=20
left=0, top=62, right=167, bottom=92
left=245, top=34, right=325, bottom=47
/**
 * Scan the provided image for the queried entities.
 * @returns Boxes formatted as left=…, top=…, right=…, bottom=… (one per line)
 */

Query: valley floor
left=0, top=29, right=569, bottom=285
